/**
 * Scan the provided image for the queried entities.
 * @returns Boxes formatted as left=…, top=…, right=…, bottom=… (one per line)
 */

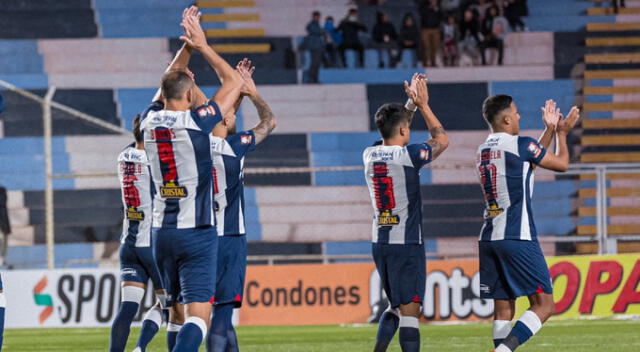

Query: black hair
left=482, top=94, right=513, bottom=126
left=375, top=103, right=411, bottom=139
left=402, top=13, right=415, bottom=26
left=376, top=11, right=385, bottom=23
left=312, top=10, right=321, bottom=17
left=326, top=16, right=334, bottom=21
left=349, top=8, right=358, bottom=14
left=133, top=114, right=143, bottom=144
left=161, top=70, right=194, bottom=101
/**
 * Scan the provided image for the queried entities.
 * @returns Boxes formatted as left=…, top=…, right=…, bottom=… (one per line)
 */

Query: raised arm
left=538, top=99, right=560, bottom=149
left=537, top=106, right=580, bottom=172
left=236, top=60, right=276, bottom=144
left=180, top=7, right=243, bottom=115
left=405, top=74, right=449, bottom=160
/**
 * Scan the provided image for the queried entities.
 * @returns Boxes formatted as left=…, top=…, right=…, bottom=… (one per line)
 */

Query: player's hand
left=237, top=58, right=257, bottom=97
left=541, top=99, right=560, bottom=129
left=179, top=6, right=206, bottom=51
left=403, top=73, right=420, bottom=102
left=413, top=74, right=429, bottom=108
left=557, top=106, right=580, bottom=135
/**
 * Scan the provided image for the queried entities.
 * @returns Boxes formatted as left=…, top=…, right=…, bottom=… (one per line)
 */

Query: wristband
left=405, top=98, right=417, bottom=112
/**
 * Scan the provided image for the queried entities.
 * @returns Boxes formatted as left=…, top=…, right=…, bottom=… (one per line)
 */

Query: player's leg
left=493, top=241, right=554, bottom=352
left=398, top=302, right=421, bottom=352
left=173, top=228, right=218, bottom=352
left=372, top=243, right=399, bottom=352
left=168, top=303, right=185, bottom=351
left=493, top=300, right=515, bottom=347
left=134, top=247, right=168, bottom=352
left=110, top=244, right=147, bottom=352
left=0, top=274, right=5, bottom=350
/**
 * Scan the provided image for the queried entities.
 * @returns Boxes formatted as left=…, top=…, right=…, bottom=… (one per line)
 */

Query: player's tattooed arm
left=250, top=94, right=277, bottom=144
left=406, top=74, right=449, bottom=160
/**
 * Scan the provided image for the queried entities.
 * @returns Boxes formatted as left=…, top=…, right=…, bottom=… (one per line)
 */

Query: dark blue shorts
left=372, top=243, right=426, bottom=308
left=215, top=235, right=247, bottom=307
left=152, top=226, right=218, bottom=306
left=479, top=240, right=553, bottom=300
left=119, top=242, right=163, bottom=290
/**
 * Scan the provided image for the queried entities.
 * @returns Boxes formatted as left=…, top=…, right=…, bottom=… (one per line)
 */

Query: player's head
left=482, top=94, right=520, bottom=134
left=161, top=70, right=196, bottom=107
left=375, top=103, right=412, bottom=145
left=132, top=114, right=143, bottom=146
left=213, top=110, right=237, bottom=138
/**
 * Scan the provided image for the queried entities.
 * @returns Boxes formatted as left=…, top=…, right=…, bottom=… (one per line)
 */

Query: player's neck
left=491, top=126, right=517, bottom=136
left=164, top=99, right=191, bottom=112
left=382, top=137, right=405, bottom=147
left=135, top=142, right=144, bottom=150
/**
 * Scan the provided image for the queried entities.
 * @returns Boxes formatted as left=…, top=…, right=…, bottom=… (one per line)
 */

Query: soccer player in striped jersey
left=140, top=7, right=244, bottom=352
left=111, top=115, right=166, bottom=352
left=206, top=60, right=276, bottom=352
left=363, top=74, right=449, bottom=352
left=476, top=96, right=579, bottom=352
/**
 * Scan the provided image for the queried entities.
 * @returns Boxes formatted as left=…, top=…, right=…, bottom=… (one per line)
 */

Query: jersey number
left=154, top=129, right=178, bottom=183
left=122, top=163, right=141, bottom=208
left=373, top=163, right=396, bottom=211
left=479, top=163, right=498, bottom=202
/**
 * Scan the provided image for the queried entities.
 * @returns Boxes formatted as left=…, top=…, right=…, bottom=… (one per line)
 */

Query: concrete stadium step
left=581, top=152, right=640, bottom=162
left=579, top=206, right=640, bottom=216
left=576, top=242, right=640, bottom=254
left=205, top=28, right=264, bottom=37
left=580, top=173, right=640, bottom=181
left=581, top=134, right=640, bottom=146
left=201, top=13, right=259, bottom=22
left=588, top=7, right=640, bottom=15
left=583, top=118, right=640, bottom=129
left=584, top=85, right=640, bottom=94
left=587, top=22, right=640, bottom=31
left=585, top=52, right=640, bottom=63
left=583, top=102, right=640, bottom=111
left=585, top=69, right=640, bottom=79
left=586, top=36, right=640, bottom=46
left=577, top=224, right=640, bottom=235
left=196, top=0, right=256, bottom=8
left=210, top=43, right=271, bottom=53
left=579, top=187, right=640, bottom=198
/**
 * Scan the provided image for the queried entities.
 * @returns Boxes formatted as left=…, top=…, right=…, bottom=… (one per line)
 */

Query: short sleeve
left=518, top=136, right=547, bottom=164
left=141, top=101, right=164, bottom=120
left=190, top=101, right=223, bottom=133
left=227, top=130, right=257, bottom=158
left=406, top=143, right=433, bottom=169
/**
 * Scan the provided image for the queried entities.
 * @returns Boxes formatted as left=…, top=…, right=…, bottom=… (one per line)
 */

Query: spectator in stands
left=338, top=8, right=367, bottom=68
left=612, top=0, right=626, bottom=13
left=471, top=0, right=492, bottom=22
left=372, top=11, right=399, bottom=68
left=504, top=0, right=526, bottom=31
left=323, top=16, right=342, bottom=68
left=442, top=15, right=459, bottom=66
left=441, top=0, right=462, bottom=16
left=305, top=11, right=324, bottom=83
left=479, top=6, right=507, bottom=65
left=458, top=9, right=482, bottom=65
left=419, top=0, right=442, bottom=67
left=397, top=13, right=420, bottom=67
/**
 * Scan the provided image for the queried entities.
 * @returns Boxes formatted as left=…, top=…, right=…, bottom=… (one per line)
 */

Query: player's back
left=141, top=101, right=221, bottom=229
left=475, top=132, right=546, bottom=242
left=363, top=142, right=432, bottom=245
left=117, top=145, right=153, bottom=247
left=210, top=131, right=256, bottom=236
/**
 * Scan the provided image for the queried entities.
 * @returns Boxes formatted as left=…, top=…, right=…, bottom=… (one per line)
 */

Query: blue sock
left=109, top=301, right=139, bottom=352
left=493, top=320, right=511, bottom=348
left=398, top=316, right=420, bottom=352
left=0, top=306, right=5, bottom=350
left=173, top=319, right=206, bottom=352
left=167, top=323, right=182, bottom=352
left=136, top=307, right=163, bottom=351
left=226, top=327, right=239, bottom=352
left=374, top=309, right=399, bottom=351
left=500, top=311, right=542, bottom=351
left=207, top=304, right=234, bottom=352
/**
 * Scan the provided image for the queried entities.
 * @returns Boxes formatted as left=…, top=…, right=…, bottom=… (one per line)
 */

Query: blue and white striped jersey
left=140, top=101, right=222, bottom=229
left=476, top=133, right=547, bottom=241
left=210, top=131, right=256, bottom=236
left=363, top=141, right=433, bottom=245
left=117, top=144, right=153, bottom=247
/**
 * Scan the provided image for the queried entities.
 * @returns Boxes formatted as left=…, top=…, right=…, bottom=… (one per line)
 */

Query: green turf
left=4, top=318, right=640, bottom=351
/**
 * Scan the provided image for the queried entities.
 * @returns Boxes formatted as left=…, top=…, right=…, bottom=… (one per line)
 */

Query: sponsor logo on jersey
left=197, top=105, right=216, bottom=118
left=160, top=180, right=188, bottom=199
left=485, top=200, right=504, bottom=219
left=528, top=142, right=542, bottom=158
left=240, top=134, right=253, bottom=145
left=378, top=210, right=400, bottom=226
left=126, top=207, right=145, bottom=221
left=420, top=149, right=430, bottom=161
left=121, top=268, right=137, bottom=276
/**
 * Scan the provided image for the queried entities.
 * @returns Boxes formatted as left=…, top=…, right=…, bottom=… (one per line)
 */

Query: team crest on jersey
left=126, top=207, right=145, bottom=221
left=160, top=180, right=188, bottom=199
left=420, top=149, right=430, bottom=160
left=197, top=105, right=216, bottom=118
left=527, top=142, right=542, bottom=158
left=378, top=210, right=400, bottom=226
left=485, top=200, right=504, bottom=219
left=240, top=134, right=253, bottom=145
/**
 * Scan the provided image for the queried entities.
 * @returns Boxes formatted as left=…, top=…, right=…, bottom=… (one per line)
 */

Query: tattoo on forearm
left=251, top=95, right=275, bottom=143
left=427, top=126, right=447, bottom=157
left=429, top=126, right=446, bottom=137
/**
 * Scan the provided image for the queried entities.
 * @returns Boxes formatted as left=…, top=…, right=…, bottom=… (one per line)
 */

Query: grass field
left=4, top=317, right=639, bottom=351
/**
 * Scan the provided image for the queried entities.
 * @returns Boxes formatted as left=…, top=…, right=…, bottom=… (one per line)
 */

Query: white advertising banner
left=3, top=268, right=156, bottom=328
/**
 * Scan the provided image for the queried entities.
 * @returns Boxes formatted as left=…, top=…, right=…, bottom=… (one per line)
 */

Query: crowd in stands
left=304, top=0, right=528, bottom=82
